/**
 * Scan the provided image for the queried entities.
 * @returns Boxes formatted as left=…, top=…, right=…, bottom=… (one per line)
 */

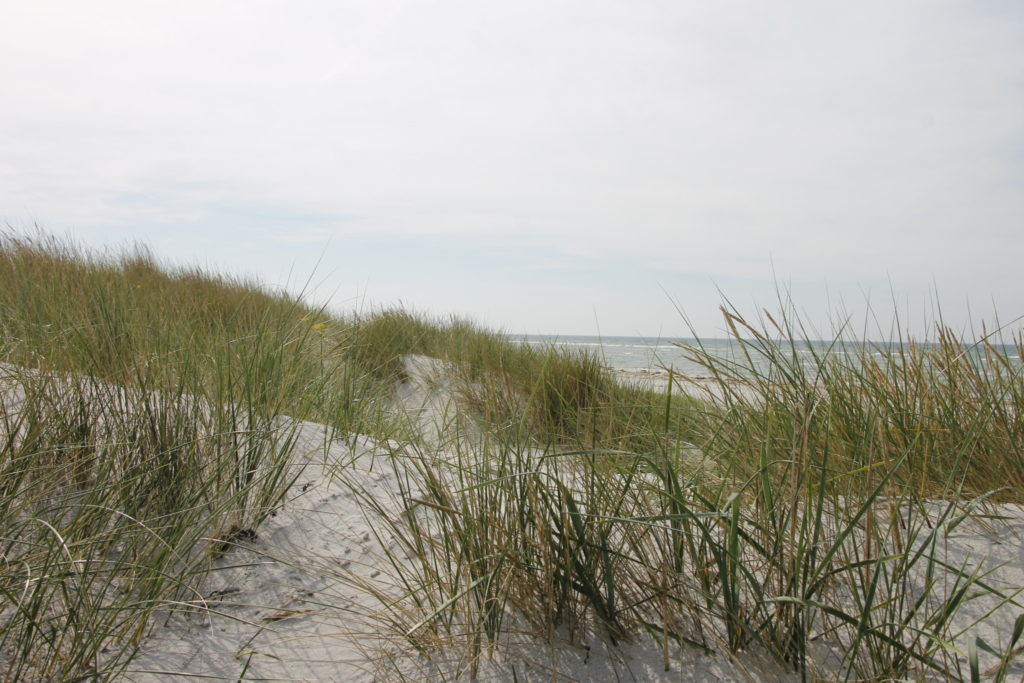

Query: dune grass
left=340, top=308, right=705, bottom=454
left=330, top=301, right=1024, bottom=678
left=0, top=233, right=385, bottom=679
left=337, top=304, right=1024, bottom=680
left=1, top=232, right=1022, bottom=680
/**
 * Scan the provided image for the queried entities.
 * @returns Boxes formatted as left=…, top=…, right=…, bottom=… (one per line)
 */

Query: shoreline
left=610, top=367, right=754, bottom=403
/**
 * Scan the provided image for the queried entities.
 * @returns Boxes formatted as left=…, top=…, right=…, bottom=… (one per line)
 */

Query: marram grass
left=0, top=231, right=1022, bottom=680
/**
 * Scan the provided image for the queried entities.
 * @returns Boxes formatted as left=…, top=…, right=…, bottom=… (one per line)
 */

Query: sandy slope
left=119, top=357, right=1024, bottom=681
left=123, top=439, right=791, bottom=680
left=124, top=420, right=788, bottom=681
left=125, top=424, right=403, bottom=681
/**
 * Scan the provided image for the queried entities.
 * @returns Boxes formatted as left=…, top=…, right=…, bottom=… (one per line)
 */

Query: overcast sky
left=2, top=1, right=1022, bottom=338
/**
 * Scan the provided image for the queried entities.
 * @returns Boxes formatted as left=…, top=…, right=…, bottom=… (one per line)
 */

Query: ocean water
left=521, top=335, right=734, bottom=377
left=520, top=335, right=1021, bottom=379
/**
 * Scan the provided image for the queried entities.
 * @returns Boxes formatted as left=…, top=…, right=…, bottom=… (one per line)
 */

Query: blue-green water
left=520, top=335, right=1022, bottom=379
left=521, top=335, right=736, bottom=377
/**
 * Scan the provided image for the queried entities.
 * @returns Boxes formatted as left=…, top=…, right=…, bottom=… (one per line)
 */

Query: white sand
left=124, top=358, right=795, bottom=681
left=8, top=360, right=1021, bottom=681
left=123, top=433, right=1024, bottom=682
left=123, top=421, right=789, bottom=681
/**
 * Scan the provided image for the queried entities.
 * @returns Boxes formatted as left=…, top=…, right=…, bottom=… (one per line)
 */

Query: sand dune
left=109, top=357, right=1024, bottom=681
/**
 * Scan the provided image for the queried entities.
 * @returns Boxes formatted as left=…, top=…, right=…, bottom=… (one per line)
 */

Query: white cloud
left=1, top=0, right=1022, bottom=334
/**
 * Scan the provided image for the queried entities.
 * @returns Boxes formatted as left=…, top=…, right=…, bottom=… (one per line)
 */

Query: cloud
left=1, top=0, right=1022, bottom=334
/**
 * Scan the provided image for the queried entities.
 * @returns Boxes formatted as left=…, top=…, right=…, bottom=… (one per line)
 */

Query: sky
left=2, top=1, right=1023, bottom=339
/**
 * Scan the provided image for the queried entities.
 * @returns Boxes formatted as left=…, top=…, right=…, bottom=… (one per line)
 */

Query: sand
left=122, top=420, right=792, bottom=681
left=123, top=358, right=795, bottom=681
left=7, top=360, right=1021, bottom=681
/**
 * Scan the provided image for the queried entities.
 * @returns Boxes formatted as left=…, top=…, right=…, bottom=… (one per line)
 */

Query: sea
left=519, top=335, right=1021, bottom=379
left=521, top=335, right=737, bottom=377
